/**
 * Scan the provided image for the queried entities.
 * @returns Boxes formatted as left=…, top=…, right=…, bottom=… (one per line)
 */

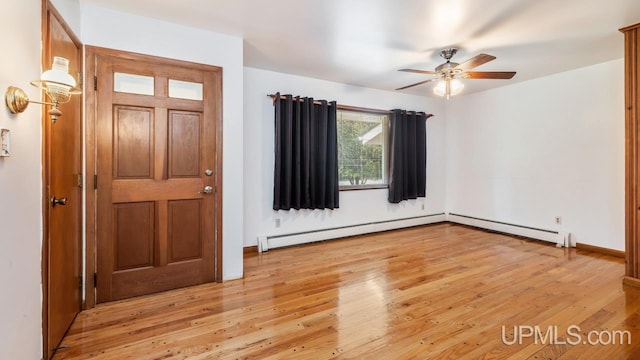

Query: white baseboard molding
left=258, top=213, right=446, bottom=252
left=447, top=213, right=575, bottom=247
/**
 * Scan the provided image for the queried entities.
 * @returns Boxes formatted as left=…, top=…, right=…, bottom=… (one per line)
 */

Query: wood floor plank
left=54, top=223, right=640, bottom=359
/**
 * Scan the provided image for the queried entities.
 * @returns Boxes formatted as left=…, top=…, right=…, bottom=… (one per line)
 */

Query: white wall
left=243, top=67, right=447, bottom=246
left=0, top=1, right=44, bottom=358
left=82, top=5, right=244, bottom=280
left=446, top=59, right=624, bottom=250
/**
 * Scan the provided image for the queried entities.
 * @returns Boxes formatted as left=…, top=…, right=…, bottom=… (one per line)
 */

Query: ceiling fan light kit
left=396, top=48, right=516, bottom=99
left=434, top=78, right=464, bottom=98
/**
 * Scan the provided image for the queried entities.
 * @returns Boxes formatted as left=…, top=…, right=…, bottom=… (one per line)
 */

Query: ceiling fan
left=396, top=48, right=516, bottom=99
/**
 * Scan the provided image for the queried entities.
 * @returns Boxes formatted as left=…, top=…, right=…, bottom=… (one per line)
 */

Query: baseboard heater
left=447, top=213, right=573, bottom=248
left=258, top=213, right=446, bottom=252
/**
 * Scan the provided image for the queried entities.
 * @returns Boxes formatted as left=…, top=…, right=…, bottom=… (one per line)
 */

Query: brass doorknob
left=51, top=197, right=67, bottom=207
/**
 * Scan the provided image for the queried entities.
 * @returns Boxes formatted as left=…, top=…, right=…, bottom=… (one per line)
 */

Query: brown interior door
left=44, top=4, right=83, bottom=359
left=95, top=52, right=221, bottom=302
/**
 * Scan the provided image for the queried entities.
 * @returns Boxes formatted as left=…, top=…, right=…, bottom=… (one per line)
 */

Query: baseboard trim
left=258, top=213, right=446, bottom=252
left=447, top=213, right=562, bottom=245
left=623, top=276, right=640, bottom=288
left=243, top=246, right=258, bottom=255
left=248, top=217, right=626, bottom=259
left=576, top=243, right=625, bottom=258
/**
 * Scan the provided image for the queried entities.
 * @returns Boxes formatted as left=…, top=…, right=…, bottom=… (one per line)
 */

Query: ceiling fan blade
left=399, top=69, right=438, bottom=75
left=454, top=54, right=496, bottom=71
left=465, top=71, right=516, bottom=79
left=395, top=78, right=438, bottom=90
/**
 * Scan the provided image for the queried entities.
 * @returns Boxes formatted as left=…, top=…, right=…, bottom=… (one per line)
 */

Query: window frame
left=336, top=107, right=390, bottom=191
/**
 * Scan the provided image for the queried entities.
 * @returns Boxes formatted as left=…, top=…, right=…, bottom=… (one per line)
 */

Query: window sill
left=339, top=185, right=388, bottom=191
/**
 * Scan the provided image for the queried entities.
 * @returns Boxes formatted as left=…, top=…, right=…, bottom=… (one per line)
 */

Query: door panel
left=114, top=202, right=155, bottom=270
left=96, top=53, right=220, bottom=303
left=168, top=199, right=203, bottom=262
left=169, top=111, right=201, bottom=177
left=114, top=106, right=154, bottom=179
left=44, top=4, right=83, bottom=359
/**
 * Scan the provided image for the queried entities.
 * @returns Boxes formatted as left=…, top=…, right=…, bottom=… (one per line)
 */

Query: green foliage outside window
left=337, top=111, right=387, bottom=186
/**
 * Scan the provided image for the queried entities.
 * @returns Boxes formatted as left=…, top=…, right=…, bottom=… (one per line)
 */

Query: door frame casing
left=84, top=46, right=224, bottom=308
left=42, top=0, right=83, bottom=357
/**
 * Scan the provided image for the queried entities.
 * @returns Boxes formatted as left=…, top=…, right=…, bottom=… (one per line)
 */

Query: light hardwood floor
left=54, top=223, right=640, bottom=359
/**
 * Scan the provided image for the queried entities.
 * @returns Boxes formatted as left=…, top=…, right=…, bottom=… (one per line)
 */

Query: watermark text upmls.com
left=502, top=325, right=631, bottom=346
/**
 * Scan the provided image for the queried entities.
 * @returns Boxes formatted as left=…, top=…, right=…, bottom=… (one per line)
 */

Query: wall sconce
left=5, top=57, right=81, bottom=122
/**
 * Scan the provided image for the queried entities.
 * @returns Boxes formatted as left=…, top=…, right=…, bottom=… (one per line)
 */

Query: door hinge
left=93, top=273, right=97, bottom=287
left=78, top=72, right=83, bottom=87
left=94, top=174, right=98, bottom=190
left=77, top=173, right=83, bottom=188
left=94, top=76, right=98, bottom=91
left=78, top=276, right=83, bottom=290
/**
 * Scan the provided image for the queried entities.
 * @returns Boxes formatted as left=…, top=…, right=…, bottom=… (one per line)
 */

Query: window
left=337, top=109, right=388, bottom=189
left=168, top=79, right=203, bottom=100
left=113, top=72, right=154, bottom=95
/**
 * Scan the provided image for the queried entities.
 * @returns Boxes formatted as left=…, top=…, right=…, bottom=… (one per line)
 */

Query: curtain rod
left=268, top=94, right=335, bottom=107
left=267, top=94, right=433, bottom=118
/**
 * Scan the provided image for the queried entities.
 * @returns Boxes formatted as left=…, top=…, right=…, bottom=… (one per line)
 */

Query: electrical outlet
left=421, top=203, right=425, bottom=210
left=555, top=216, right=562, bottom=225
left=275, top=218, right=281, bottom=228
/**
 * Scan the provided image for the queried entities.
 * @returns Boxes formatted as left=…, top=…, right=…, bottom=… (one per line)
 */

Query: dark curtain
left=273, top=93, right=339, bottom=210
left=388, top=109, right=430, bottom=204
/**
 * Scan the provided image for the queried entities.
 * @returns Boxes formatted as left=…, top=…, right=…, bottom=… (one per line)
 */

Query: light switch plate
left=0, top=129, right=10, bottom=157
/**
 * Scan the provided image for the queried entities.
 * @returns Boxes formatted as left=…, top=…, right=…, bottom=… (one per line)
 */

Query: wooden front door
left=94, top=50, right=222, bottom=303
left=43, top=3, right=83, bottom=359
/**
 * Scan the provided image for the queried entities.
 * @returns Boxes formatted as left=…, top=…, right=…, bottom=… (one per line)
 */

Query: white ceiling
left=81, top=0, right=640, bottom=97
